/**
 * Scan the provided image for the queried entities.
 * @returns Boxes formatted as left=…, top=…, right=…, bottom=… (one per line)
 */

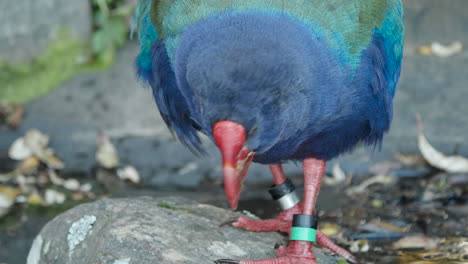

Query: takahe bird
left=132, top=0, right=404, bottom=263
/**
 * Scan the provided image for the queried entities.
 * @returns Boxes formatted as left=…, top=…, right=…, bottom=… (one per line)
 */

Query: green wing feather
left=149, top=0, right=402, bottom=67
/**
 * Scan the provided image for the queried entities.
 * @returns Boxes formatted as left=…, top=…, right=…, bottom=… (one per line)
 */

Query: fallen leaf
left=80, top=183, right=93, bottom=193
left=117, top=166, right=141, bottom=184
left=431, top=41, right=463, bottom=57
left=23, top=129, right=49, bottom=156
left=346, top=174, right=395, bottom=195
left=416, top=44, right=433, bottom=56
left=392, top=234, right=438, bottom=250
left=0, top=103, right=25, bottom=128
left=0, top=186, right=21, bottom=217
left=417, top=115, right=468, bottom=173
left=96, top=132, right=119, bottom=169
left=0, top=186, right=22, bottom=198
left=18, top=157, right=40, bottom=175
left=63, top=179, right=81, bottom=191
left=394, top=152, right=427, bottom=167
left=27, top=192, right=46, bottom=205
left=360, top=219, right=411, bottom=233
left=48, top=170, right=64, bottom=186
left=350, top=239, right=369, bottom=253
left=15, top=129, right=65, bottom=169
left=417, top=41, right=463, bottom=57
left=0, top=193, right=15, bottom=218
left=5, top=104, right=24, bottom=128
left=42, top=155, right=65, bottom=170
left=324, top=163, right=346, bottom=185
left=8, top=138, right=32, bottom=160
left=44, top=189, right=66, bottom=205
left=319, top=222, right=340, bottom=237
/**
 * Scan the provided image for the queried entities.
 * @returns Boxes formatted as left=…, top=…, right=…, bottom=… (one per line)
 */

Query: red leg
left=232, top=203, right=301, bottom=233
left=317, top=231, right=357, bottom=263
left=216, top=158, right=326, bottom=264
left=270, top=164, right=287, bottom=185
left=232, top=164, right=299, bottom=233
left=231, top=163, right=357, bottom=262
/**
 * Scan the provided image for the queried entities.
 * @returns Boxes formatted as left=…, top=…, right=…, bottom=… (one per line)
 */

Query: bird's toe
left=214, top=259, right=240, bottom=264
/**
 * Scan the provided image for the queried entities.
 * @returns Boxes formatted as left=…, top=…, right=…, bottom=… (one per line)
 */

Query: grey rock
left=0, top=0, right=91, bottom=63
left=27, top=197, right=339, bottom=264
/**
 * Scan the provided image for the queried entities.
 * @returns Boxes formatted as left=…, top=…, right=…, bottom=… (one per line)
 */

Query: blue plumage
left=133, top=0, right=404, bottom=163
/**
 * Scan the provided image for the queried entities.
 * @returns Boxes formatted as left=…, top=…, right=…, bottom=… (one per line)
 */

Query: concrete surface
left=0, top=0, right=91, bottom=63
left=1, top=0, right=467, bottom=186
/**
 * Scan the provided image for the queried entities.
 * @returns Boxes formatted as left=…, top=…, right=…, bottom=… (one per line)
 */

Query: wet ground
left=1, top=161, right=467, bottom=264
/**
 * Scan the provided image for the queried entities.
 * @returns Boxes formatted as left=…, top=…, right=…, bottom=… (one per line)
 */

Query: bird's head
left=213, top=121, right=254, bottom=210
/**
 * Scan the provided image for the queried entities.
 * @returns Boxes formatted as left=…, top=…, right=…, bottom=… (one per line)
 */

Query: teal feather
left=133, top=0, right=403, bottom=70
left=146, top=0, right=402, bottom=67
left=131, top=0, right=158, bottom=76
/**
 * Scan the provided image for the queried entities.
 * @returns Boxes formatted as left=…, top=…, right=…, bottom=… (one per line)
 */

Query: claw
left=214, top=259, right=240, bottom=264
left=274, top=242, right=284, bottom=249
left=346, top=257, right=359, bottom=264
left=219, top=217, right=239, bottom=227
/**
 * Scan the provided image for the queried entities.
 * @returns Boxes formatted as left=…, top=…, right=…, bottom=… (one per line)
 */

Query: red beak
left=213, top=121, right=254, bottom=210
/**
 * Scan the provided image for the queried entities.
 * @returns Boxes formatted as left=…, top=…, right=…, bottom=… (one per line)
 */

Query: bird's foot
left=316, top=231, right=358, bottom=263
left=231, top=203, right=302, bottom=233
left=224, top=203, right=357, bottom=263
left=215, top=241, right=317, bottom=264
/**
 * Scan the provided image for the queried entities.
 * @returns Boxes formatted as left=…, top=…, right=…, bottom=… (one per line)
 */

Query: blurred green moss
left=0, top=30, right=88, bottom=104
left=0, top=0, right=134, bottom=104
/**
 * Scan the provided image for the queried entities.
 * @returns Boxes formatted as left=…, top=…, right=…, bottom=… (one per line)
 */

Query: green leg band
left=290, top=227, right=317, bottom=243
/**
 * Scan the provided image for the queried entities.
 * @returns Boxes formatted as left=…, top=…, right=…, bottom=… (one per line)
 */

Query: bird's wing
left=131, top=0, right=160, bottom=77
left=132, top=0, right=203, bottom=153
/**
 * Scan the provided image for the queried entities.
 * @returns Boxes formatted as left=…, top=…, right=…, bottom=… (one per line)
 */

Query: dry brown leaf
left=392, top=234, right=438, bottom=250
left=18, top=157, right=40, bottom=175
left=394, top=152, right=427, bottom=167
left=96, top=133, right=119, bottom=169
left=0, top=186, right=21, bottom=217
left=0, top=103, right=24, bottom=128
left=6, top=104, right=24, bottom=128
left=319, top=223, right=340, bottom=237
left=0, top=193, right=15, bottom=218
left=417, top=115, right=468, bottom=173
left=27, top=192, right=46, bottom=205
left=11, top=130, right=65, bottom=169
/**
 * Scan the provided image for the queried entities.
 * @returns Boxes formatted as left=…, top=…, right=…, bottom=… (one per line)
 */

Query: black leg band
left=268, top=179, right=300, bottom=210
